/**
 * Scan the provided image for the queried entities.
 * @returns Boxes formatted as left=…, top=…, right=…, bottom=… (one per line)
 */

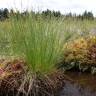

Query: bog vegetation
left=0, top=8, right=96, bottom=96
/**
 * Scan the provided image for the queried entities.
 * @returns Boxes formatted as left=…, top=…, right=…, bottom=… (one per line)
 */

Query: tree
left=66, top=12, right=72, bottom=18
left=42, top=9, right=52, bottom=17
left=10, top=9, right=15, bottom=16
left=42, top=9, right=62, bottom=18
left=3, top=8, right=9, bottom=18
left=87, top=12, right=94, bottom=19
left=0, top=9, right=3, bottom=17
left=82, top=11, right=94, bottom=20
left=53, top=11, right=61, bottom=17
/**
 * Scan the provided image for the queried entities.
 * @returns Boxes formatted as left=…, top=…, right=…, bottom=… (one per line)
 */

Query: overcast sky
left=0, top=0, right=96, bottom=16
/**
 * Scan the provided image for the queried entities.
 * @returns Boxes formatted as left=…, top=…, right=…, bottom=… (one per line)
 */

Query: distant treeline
left=0, top=8, right=94, bottom=21
left=42, top=9, right=94, bottom=20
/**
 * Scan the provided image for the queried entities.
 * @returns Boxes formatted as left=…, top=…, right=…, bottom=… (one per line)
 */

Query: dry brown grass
left=0, top=58, right=65, bottom=96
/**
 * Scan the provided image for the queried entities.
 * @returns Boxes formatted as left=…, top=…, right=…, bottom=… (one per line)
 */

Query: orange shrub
left=63, top=36, right=96, bottom=67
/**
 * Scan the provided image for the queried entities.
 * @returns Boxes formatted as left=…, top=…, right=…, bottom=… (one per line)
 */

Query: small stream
left=59, top=71, right=96, bottom=96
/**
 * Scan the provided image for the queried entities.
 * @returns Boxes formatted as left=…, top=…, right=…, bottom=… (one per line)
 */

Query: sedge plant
left=0, top=15, right=78, bottom=95
left=7, top=15, right=72, bottom=75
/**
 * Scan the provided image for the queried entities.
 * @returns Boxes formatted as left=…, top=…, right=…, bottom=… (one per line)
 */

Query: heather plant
left=63, top=36, right=96, bottom=73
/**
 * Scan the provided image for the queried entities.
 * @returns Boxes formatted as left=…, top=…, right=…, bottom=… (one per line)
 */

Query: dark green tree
left=3, top=8, right=9, bottom=18
left=66, top=12, right=72, bottom=18
left=10, top=9, right=15, bottom=16
left=53, top=11, right=61, bottom=17
left=87, top=12, right=94, bottom=19
left=82, top=11, right=94, bottom=19
left=0, top=9, right=3, bottom=17
left=42, top=9, right=52, bottom=17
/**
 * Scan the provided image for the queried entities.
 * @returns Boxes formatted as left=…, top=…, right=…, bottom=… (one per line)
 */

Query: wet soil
left=59, top=71, right=96, bottom=96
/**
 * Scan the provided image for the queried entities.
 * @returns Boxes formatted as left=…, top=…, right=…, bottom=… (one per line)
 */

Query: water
left=59, top=71, right=96, bottom=96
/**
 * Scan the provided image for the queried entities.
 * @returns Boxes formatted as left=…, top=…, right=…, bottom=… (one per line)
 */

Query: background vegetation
left=0, top=8, right=94, bottom=21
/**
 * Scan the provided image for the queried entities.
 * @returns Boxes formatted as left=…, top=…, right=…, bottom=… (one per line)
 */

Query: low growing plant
left=63, top=36, right=96, bottom=73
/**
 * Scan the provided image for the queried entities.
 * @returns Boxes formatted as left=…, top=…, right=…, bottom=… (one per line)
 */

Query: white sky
left=0, top=0, right=96, bottom=16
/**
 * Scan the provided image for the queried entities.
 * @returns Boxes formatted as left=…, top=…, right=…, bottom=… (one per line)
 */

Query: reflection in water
left=59, top=71, right=96, bottom=96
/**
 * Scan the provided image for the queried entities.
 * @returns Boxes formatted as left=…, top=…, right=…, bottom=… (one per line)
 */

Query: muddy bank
left=59, top=81, right=96, bottom=96
left=58, top=71, right=96, bottom=96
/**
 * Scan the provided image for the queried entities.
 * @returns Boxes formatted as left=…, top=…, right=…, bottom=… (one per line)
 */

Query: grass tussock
left=0, top=15, right=73, bottom=96
left=8, top=16, right=69, bottom=74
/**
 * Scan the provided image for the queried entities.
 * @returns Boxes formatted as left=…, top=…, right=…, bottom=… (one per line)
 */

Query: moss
left=63, top=36, right=96, bottom=72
